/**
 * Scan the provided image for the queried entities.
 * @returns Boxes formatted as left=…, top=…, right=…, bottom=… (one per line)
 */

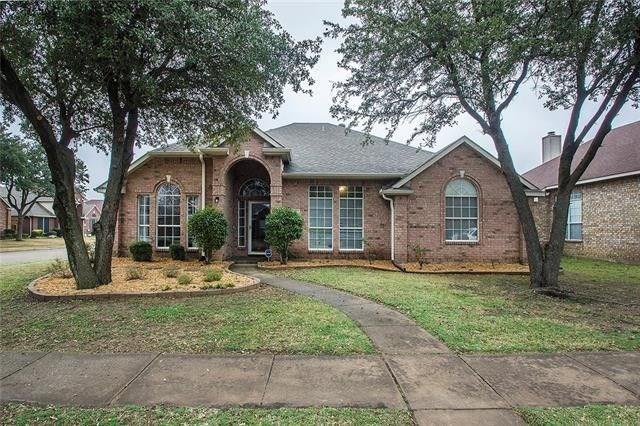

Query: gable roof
left=266, top=123, right=433, bottom=177
left=0, top=187, right=57, bottom=217
left=82, top=200, right=104, bottom=217
left=523, top=120, right=640, bottom=190
left=389, top=136, right=541, bottom=194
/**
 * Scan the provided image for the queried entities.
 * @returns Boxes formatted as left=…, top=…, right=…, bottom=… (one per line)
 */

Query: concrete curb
left=27, top=264, right=261, bottom=301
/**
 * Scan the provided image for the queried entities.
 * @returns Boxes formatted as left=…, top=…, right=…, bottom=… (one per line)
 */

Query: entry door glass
left=250, top=203, right=270, bottom=253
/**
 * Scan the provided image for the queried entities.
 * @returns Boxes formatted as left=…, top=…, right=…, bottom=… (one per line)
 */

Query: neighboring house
left=0, top=197, right=11, bottom=234
left=99, top=122, right=544, bottom=263
left=0, top=187, right=59, bottom=235
left=523, top=120, right=639, bottom=263
left=82, top=199, right=103, bottom=235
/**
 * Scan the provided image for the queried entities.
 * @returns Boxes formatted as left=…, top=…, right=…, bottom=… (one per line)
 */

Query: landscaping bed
left=29, top=257, right=258, bottom=300
left=259, top=259, right=529, bottom=274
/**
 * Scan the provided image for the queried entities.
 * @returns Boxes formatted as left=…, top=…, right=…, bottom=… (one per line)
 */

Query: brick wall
left=534, top=176, right=639, bottom=263
left=0, top=200, right=9, bottom=234
left=400, top=144, right=523, bottom=263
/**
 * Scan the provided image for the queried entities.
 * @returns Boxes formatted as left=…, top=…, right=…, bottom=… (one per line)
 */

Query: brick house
left=0, top=188, right=59, bottom=235
left=81, top=200, right=103, bottom=235
left=524, top=120, right=639, bottom=263
left=99, top=123, right=544, bottom=263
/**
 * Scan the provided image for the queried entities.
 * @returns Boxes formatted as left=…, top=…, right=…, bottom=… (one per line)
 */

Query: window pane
left=156, top=184, right=181, bottom=248
left=339, top=186, right=363, bottom=250
left=444, top=180, right=479, bottom=242
left=309, top=186, right=332, bottom=250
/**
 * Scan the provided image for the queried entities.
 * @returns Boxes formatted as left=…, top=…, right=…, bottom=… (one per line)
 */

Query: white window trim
left=308, top=185, right=333, bottom=252
left=339, top=186, right=364, bottom=252
left=137, top=194, right=150, bottom=242
left=565, top=191, right=583, bottom=242
left=186, top=194, right=200, bottom=250
left=156, top=184, right=181, bottom=249
left=444, top=179, right=479, bottom=243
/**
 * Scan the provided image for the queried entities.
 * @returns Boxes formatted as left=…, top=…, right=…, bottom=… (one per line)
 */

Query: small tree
left=0, top=128, right=53, bottom=240
left=265, top=207, right=303, bottom=264
left=188, top=207, right=228, bottom=263
left=412, top=244, right=428, bottom=269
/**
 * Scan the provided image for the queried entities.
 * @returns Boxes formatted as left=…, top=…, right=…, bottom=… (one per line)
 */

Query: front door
left=248, top=201, right=270, bottom=255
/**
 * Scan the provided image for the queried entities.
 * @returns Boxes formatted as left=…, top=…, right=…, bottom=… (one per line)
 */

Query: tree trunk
left=46, top=143, right=99, bottom=289
left=487, top=126, right=546, bottom=288
left=15, top=215, right=24, bottom=241
left=93, top=109, right=138, bottom=284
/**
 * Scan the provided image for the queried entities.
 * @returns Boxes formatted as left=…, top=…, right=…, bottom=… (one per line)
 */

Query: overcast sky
left=21, top=1, right=640, bottom=198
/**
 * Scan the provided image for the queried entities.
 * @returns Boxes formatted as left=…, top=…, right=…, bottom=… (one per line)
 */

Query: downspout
left=198, top=150, right=205, bottom=209
left=381, top=192, right=405, bottom=272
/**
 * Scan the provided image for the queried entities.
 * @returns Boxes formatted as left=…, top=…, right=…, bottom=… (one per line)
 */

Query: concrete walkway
left=1, top=266, right=639, bottom=425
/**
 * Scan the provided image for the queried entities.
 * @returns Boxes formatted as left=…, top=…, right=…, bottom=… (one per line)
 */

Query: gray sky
left=33, top=1, right=640, bottom=198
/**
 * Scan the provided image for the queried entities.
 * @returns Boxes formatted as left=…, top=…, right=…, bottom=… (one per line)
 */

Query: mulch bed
left=258, top=259, right=529, bottom=274
left=29, top=257, right=259, bottom=300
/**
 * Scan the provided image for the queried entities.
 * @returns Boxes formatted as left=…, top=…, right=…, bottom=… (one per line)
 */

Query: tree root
left=533, top=286, right=577, bottom=299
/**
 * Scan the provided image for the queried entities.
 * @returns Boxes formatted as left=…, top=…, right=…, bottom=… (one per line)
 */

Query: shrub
left=203, top=268, right=222, bottom=282
left=45, top=231, right=57, bottom=237
left=126, top=267, right=145, bottom=280
left=86, top=241, right=96, bottom=264
left=413, top=244, right=428, bottom=269
left=177, top=273, right=192, bottom=285
left=30, top=229, right=44, bottom=238
left=265, top=207, right=303, bottom=264
left=187, top=207, right=228, bottom=263
left=52, top=228, right=63, bottom=237
left=47, top=258, right=72, bottom=278
left=163, top=265, right=180, bottom=278
left=129, top=241, right=152, bottom=262
left=169, top=244, right=186, bottom=261
left=2, top=229, right=16, bottom=239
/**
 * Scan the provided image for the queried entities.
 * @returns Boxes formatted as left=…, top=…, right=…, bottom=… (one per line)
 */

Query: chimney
left=542, top=131, right=561, bottom=163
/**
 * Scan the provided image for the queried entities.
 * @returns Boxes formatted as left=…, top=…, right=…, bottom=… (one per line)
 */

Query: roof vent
left=338, top=123, right=345, bottom=127
left=542, top=131, right=561, bottom=163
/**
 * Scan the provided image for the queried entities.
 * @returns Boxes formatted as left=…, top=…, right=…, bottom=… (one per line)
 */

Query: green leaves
left=265, top=207, right=303, bottom=264
left=187, top=207, right=228, bottom=262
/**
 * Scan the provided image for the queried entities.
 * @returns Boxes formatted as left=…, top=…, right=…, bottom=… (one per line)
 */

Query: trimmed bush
left=2, top=229, right=16, bottom=239
left=129, top=241, right=152, bottom=262
left=177, top=273, right=192, bottom=285
left=52, top=228, right=62, bottom=237
left=187, top=207, right=228, bottom=263
left=169, top=244, right=186, bottom=261
left=30, top=229, right=44, bottom=238
left=126, top=267, right=145, bottom=280
left=265, top=207, right=303, bottom=264
left=163, top=265, right=180, bottom=278
left=203, top=268, right=223, bottom=282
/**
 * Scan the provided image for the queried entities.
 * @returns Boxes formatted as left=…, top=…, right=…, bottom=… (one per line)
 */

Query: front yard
left=0, top=237, right=66, bottom=252
left=277, top=257, right=640, bottom=353
left=0, top=262, right=372, bottom=355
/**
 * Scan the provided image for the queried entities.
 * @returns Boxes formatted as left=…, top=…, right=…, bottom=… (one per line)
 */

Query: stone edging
left=27, top=264, right=260, bottom=302
left=257, top=262, right=529, bottom=275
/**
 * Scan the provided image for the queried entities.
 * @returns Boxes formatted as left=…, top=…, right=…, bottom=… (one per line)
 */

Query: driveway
left=0, top=248, right=67, bottom=265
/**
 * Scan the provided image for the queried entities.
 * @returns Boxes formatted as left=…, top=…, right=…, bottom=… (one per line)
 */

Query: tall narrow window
left=156, top=183, right=181, bottom=248
left=308, top=186, right=333, bottom=250
left=186, top=195, right=199, bottom=248
left=445, top=178, right=478, bottom=242
left=238, top=201, right=246, bottom=247
left=137, top=194, right=150, bottom=241
left=339, top=186, right=363, bottom=250
left=566, top=191, right=582, bottom=241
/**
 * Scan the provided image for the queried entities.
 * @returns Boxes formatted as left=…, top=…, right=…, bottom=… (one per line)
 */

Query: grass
left=517, top=404, right=640, bottom=425
left=0, top=237, right=66, bottom=252
left=0, top=262, right=372, bottom=355
left=276, top=257, right=640, bottom=353
left=0, top=404, right=412, bottom=425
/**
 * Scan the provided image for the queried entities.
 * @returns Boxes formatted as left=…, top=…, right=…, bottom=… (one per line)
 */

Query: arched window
left=239, top=178, right=270, bottom=199
left=156, top=183, right=181, bottom=248
left=445, top=178, right=478, bottom=242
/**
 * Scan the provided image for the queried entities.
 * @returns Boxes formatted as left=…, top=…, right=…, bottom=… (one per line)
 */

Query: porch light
left=339, top=186, right=348, bottom=193
left=214, top=196, right=220, bottom=204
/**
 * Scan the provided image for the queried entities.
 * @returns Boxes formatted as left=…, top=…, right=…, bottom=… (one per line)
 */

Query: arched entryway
left=225, top=159, right=271, bottom=257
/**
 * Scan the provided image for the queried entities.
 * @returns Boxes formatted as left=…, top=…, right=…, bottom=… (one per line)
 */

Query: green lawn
left=0, top=262, right=373, bottom=355
left=276, top=257, right=640, bottom=353
left=0, top=404, right=412, bottom=425
left=0, top=237, right=67, bottom=252
left=518, top=405, right=640, bottom=426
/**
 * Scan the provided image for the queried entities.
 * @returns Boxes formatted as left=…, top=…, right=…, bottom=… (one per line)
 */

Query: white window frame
left=308, top=185, right=333, bottom=251
left=238, top=200, right=246, bottom=247
left=156, top=183, right=181, bottom=249
left=137, top=194, right=150, bottom=242
left=339, top=186, right=364, bottom=251
left=444, top=178, right=479, bottom=243
left=566, top=191, right=583, bottom=241
left=186, top=194, right=199, bottom=249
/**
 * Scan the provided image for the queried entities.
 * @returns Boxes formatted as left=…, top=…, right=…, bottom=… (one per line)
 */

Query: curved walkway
left=1, top=265, right=638, bottom=426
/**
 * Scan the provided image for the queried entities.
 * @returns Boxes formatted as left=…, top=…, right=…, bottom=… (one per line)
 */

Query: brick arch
left=221, top=155, right=274, bottom=185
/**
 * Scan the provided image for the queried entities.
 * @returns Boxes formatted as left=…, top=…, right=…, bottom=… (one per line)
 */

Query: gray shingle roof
left=266, top=123, right=433, bottom=175
left=150, top=123, right=433, bottom=176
